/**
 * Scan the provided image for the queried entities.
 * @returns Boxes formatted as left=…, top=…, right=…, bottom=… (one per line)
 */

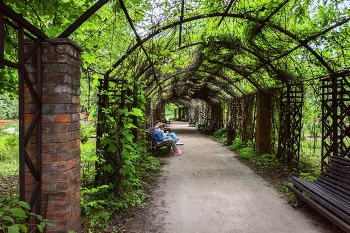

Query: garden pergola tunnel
left=1, top=0, right=350, bottom=232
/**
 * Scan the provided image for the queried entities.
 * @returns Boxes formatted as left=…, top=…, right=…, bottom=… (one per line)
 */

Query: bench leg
left=292, top=195, right=305, bottom=208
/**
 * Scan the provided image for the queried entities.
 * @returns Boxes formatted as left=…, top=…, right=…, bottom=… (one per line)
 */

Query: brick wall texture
left=242, top=96, right=254, bottom=143
left=256, top=92, right=272, bottom=153
left=25, top=39, right=82, bottom=232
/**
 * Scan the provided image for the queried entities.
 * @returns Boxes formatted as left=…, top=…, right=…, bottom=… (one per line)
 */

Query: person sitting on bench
left=159, top=123, right=184, bottom=145
left=147, top=120, right=162, bottom=134
left=154, top=124, right=182, bottom=155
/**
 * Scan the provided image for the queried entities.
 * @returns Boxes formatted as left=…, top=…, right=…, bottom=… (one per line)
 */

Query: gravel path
left=128, top=121, right=334, bottom=233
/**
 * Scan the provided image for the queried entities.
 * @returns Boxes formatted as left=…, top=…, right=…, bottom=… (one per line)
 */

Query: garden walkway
left=122, top=121, right=340, bottom=233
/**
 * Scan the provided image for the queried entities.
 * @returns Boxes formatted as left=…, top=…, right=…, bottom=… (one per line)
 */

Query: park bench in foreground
left=287, top=156, right=350, bottom=233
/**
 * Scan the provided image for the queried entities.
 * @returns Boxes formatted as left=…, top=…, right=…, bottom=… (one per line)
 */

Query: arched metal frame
left=3, top=2, right=350, bottom=226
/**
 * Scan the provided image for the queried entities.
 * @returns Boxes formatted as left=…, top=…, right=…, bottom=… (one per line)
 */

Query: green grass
left=0, top=127, right=19, bottom=204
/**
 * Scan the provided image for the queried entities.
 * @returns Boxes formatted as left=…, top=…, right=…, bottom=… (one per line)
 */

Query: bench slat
left=294, top=178, right=350, bottom=212
left=331, top=156, right=350, bottom=167
left=289, top=177, right=350, bottom=223
left=146, top=132, right=171, bottom=150
left=315, top=179, right=350, bottom=202
left=287, top=183, right=350, bottom=233
left=291, top=177, right=350, bottom=212
left=288, top=156, right=350, bottom=233
left=325, top=164, right=350, bottom=183
left=317, top=176, right=350, bottom=199
left=322, top=170, right=350, bottom=187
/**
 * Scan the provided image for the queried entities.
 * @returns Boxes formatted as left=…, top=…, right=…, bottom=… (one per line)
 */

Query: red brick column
left=256, top=92, right=272, bottom=153
left=25, top=39, right=82, bottom=232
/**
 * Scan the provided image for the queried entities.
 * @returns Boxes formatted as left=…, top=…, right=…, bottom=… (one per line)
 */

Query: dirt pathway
left=122, top=121, right=335, bottom=233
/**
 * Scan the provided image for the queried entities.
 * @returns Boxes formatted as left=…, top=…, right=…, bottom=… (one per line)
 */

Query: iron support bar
left=218, top=0, right=237, bottom=26
left=18, top=23, right=25, bottom=202
left=36, top=42, right=42, bottom=220
left=24, top=68, right=41, bottom=108
left=247, top=0, right=289, bottom=43
left=0, top=11, right=3, bottom=68
left=58, top=0, right=109, bottom=38
left=117, top=0, right=161, bottom=91
left=179, top=0, right=184, bottom=47
left=0, top=2, right=48, bottom=39
left=4, top=18, right=36, bottom=40
left=24, top=39, right=42, bottom=63
left=2, top=59, right=20, bottom=69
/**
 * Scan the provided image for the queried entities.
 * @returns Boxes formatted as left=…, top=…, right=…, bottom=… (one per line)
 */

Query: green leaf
left=108, top=143, right=117, bottom=153
left=3, top=216, right=14, bottom=223
left=11, top=208, right=26, bottom=218
left=17, top=224, right=28, bottom=232
left=36, top=214, right=43, bottom=221
left=131, top=108, right=143, bottom=116
left=17, top=201, right=30, bottom=210
left=7, top=225, right=19, bottom=233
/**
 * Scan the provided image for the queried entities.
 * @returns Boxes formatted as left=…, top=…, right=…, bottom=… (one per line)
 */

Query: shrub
left=80, top=123, right=96, bottom=144
left=238, top=146, right=255, bottom=160
left=0, top=199, right=52, bottom=233
left=229, top=138, right=246, bottom=151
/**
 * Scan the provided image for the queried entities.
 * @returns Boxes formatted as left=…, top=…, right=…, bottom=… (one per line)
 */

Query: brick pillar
left=25, top=39, right=82, bottom=232
left=256, top=92, right=272, bottom=153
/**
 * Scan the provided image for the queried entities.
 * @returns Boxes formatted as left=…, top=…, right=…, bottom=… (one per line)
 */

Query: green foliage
left=211, top=128, right=227, bottom=144
left=80, top=79, right=164, bottom=232
left=0, top=199, right=52, bottom=233
left=238, top=146, right=255, bottom=160
left=0, top=94, right=18, bottom=120
left=0, top=128, right=19, bottom=176
left=80, top=141, right=98, bottom=188
left=80, top=141, right=164, bottom=230
left=229, top=138, right=247, bottom=151
left=80, top=123, right=96, bottom=144
left=81, top=185, right=123, bottom=230
left=213, top=128, right=226, bottom=138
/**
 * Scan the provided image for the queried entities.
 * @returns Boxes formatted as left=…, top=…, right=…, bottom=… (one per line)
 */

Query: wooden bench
left=189, top=118, right=196, bottom=126
left=201, top=121, right=216, bottom=134
left=287, top=156, right=350, bottom=233
left=146, top=131, right=171, bottom=152
left=197, top=119, right=208, bottom=130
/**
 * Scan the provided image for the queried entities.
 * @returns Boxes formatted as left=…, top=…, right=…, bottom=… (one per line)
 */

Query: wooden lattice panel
left=228, top=98, right=242, bottom=137
left=321, top=76, right=350, bottom=169
left=277, top=85, right=303, bottom=165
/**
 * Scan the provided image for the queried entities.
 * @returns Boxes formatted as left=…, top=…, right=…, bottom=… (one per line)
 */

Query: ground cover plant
left=0, top=123, right=19, bottom=204
left=0, top=123, right=53, bottom=233
left=79, top=123, right=166, bottom=231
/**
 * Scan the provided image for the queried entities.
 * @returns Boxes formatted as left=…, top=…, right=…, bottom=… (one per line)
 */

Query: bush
left=238, top=146, right=255, bottom=160
left=0, top=199, right=52, bottom=233
left=229, top=138, right=246, bottom=151
left=80, top=123, right=96, bottom=144
left=0, top=134, right=18, bottom=161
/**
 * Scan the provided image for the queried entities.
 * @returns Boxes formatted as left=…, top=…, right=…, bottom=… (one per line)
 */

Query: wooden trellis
left=276, top=85, right=304, bottom=165
left=241, top=95, right=256, bottom=143
left=227, top=98, right=242, bottom=137
left=321, top=75, right=350, bottom=169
